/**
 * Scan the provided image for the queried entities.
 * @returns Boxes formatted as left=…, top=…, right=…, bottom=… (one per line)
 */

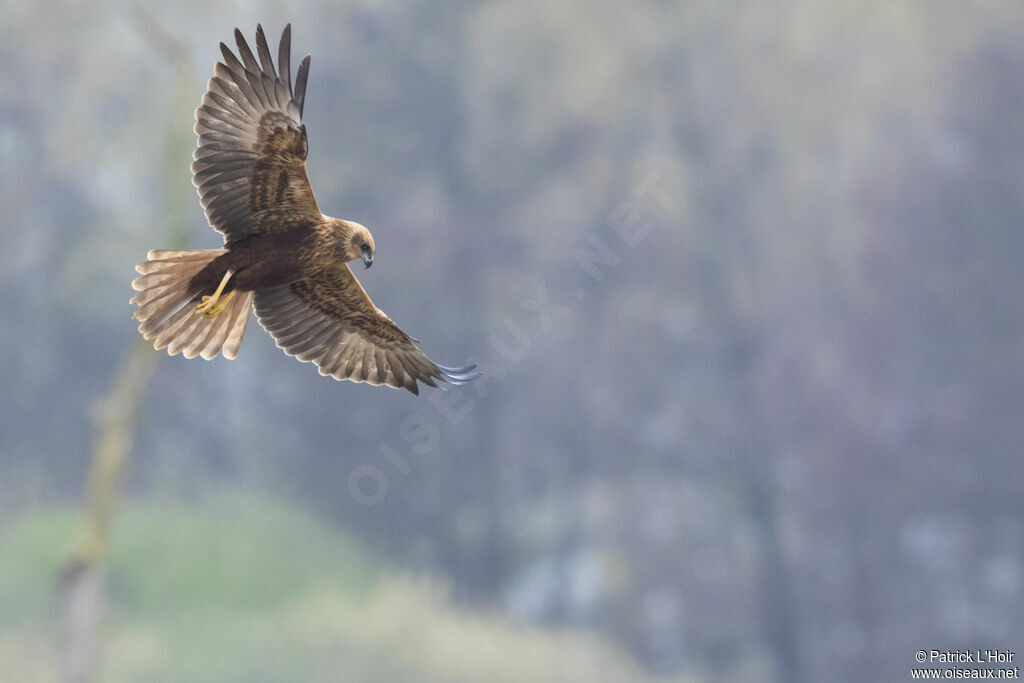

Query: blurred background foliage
left=2, top=1, right=1023, bottom=681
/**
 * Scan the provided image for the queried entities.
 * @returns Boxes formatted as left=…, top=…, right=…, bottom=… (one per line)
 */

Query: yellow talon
left=199, top=289, right=235, bottom=318
left=195, top=269, right=235, bottom=317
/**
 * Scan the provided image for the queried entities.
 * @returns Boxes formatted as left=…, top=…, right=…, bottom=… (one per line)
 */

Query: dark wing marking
left=192, top=24, right=318, bottom=243
left=253, top=266, right=478, bottom=394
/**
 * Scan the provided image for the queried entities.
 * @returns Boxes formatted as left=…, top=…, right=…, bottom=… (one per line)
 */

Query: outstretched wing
left=192, top=24, right=319, bottom=243
left=253, top=267, right=479, bottom=394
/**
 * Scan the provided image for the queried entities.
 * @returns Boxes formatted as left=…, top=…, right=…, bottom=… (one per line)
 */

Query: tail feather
left=220, top=291, right=252, bottom=359
left=188, top=307, right=231, bottom=359
left=131, top=249, right=253, bottom=361
left=152, top=302, right=197, bottom=349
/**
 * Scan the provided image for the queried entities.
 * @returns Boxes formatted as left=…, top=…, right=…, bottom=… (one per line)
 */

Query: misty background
left=2, top=1, right=1023, bottom=681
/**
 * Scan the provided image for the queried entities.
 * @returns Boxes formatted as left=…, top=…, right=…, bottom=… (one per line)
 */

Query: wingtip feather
left=438, top=363, right=482, bottom=384
left=254, top=24, right=276, bottom=78
left=295, top=55, right=311, bottom=117
left=279, top=24, right=293, bottom=93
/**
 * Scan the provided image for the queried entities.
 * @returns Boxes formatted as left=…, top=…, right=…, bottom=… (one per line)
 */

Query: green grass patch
left=0, top=507, right=78, bottom=624
left=0, top=493, right=702, bottom=683
left=106, top=493, right=374, bottom=614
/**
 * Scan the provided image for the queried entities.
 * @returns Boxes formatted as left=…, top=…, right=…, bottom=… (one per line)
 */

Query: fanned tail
left=131, top=249, right=253, bottom=360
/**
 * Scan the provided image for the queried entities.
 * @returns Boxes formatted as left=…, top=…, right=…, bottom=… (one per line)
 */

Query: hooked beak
left=361, top=253, right=373, bottom=269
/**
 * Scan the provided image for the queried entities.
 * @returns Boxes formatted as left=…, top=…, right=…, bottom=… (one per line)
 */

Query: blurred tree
left=59, top=11, right=197, bottom=682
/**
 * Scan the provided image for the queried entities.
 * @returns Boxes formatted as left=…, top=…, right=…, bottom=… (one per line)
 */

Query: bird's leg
left=196, top=269, right=235, bottom=318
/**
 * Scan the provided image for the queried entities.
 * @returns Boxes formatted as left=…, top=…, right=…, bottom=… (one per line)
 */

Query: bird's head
left=340, top=220, right=375, bottom=269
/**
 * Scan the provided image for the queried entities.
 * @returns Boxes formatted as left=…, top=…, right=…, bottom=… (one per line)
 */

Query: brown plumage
left=131, top=24, right=478, bottom=394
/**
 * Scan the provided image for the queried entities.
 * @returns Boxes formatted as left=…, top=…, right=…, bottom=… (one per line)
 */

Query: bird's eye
left=361, top=243, right=370, bottom=254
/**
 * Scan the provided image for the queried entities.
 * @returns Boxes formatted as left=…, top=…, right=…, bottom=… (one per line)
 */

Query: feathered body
left=189, top=219, right=361, bottom=294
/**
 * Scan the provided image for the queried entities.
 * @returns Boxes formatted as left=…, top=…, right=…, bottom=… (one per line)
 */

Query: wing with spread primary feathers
left=253, top=266, right=479, bottom=394
left=192, top=24, right=319, bottom=242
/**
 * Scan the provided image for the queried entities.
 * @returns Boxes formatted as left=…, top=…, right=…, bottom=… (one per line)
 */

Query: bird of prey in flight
left=131, top=25, right=478, bottom=394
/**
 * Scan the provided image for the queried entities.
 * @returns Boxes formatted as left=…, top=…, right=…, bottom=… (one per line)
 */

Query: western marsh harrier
left=131, top=25, right=478, bottom=394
